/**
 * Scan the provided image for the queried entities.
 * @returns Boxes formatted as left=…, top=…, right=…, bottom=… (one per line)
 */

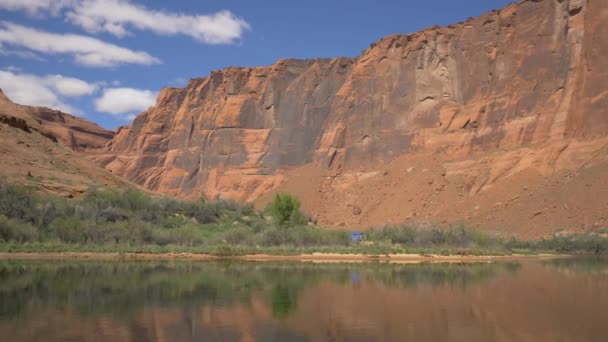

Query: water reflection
left=0, top=261, right=516, bottom=318
left=0, top=260, right=607, bottom=341
left=544, top=256, right=608, bottom=275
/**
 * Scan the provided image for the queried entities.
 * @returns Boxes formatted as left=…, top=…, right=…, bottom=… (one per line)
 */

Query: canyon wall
left=93, top=0, right=608, bottom=234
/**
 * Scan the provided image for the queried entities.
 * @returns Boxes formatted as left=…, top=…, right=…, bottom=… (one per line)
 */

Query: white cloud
left=0, top=70, right=98, bottom=113
left=0, top=69, right=153, bottom=119
left=0, top=0, right=250, bottom=45
left=4, top=65, right=20, bottom=72
left=0, top=21, right=160, bottom=67
left=0, top=0, right=73, bottom=16
left=66, top=1, right=250, bottom=44
left=0, top=48, right=45, bottom=61
left=95, top=87, right=156, bottom=116
left=44, top=74, right=98, bottom=97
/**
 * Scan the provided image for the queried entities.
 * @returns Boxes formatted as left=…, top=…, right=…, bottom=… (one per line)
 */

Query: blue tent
left=351, top=232, right=363, bottom=241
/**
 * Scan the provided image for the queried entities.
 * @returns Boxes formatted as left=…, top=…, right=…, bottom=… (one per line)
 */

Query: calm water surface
left=1, top=258, right=607, bottom=341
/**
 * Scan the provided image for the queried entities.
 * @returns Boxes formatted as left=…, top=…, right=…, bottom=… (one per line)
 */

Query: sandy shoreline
left=0, top=252, right=564, bottom=263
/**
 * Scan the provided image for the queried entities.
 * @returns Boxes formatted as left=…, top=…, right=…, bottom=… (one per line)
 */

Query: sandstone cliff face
left=27, top=107, right=115, bottom=151
left=95, top=0, right=608, bottom=234
left=99, top=57, right=354, bottom=199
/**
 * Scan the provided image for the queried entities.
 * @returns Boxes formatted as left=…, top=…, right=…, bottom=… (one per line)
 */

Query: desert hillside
left=0, top=89, right=114, bottom=150
left=0, top=90, right=135, bottom=197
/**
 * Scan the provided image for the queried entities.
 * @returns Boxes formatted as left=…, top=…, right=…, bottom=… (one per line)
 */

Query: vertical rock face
left=98, top=58, right=354, bottom=200
left=315, top=0, right=598, bottom=169
left=96, top=0, right=607, bottom=209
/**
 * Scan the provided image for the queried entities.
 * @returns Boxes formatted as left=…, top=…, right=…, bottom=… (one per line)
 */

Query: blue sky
left=0, top=0, right=513, bottom=129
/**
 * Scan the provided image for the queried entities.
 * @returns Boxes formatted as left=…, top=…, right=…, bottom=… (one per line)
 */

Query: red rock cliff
left=94, top=0, right=608, bottom=234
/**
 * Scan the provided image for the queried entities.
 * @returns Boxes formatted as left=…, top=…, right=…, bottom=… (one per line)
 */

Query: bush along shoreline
left=1, top=183, right=607, bottom=256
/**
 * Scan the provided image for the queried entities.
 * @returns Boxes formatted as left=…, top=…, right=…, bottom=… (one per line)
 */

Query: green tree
left=267, top=193, right=307, bottom=228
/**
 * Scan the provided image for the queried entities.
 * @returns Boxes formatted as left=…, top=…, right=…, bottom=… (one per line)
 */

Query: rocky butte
left=91, top=0, right=607, bottom=236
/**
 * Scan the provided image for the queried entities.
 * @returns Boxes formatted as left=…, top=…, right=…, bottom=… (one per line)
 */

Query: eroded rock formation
left=0, top=89, right=114, bottom=150
left=94, top=0, right=608, bottom=234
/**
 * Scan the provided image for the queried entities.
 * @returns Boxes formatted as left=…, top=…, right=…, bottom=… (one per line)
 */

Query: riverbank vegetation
left=0, top=183, right=607, bottom=256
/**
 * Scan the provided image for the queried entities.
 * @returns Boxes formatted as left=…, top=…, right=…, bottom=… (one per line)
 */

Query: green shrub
left=462, top=229, right=497, bottom=248
left=82, top=221, right=132, bottom=244
left=38, top=197, right=75, bottom=228
left=169, top=224, right=207, bottom=246
left=535, top=234, right=608, bottom=253
left=0, top=183, right=36, bottom=222
left=259, top=227, right=285, bottom=246
left=0, top=215, right=39, bottom=242
left=159, top=215, right=188, bottom=229
left=219, top=226, right=255, bottom=245
left=284, top=226, right=350, bottom=246
left=97, top=207, right=130, bottom=223
left=258, top=226, right=350, bottom=247
left=5, top=181, right=608, bottom=254
left=267, top=193, right=308, bottom=228
left=369, top=226, right=416, bottom=245
left=82, top=187, right=120, bottom=210
left=121, top=189, right=152, bottom=212
left=184, top=201, right=223, bottom=224
left=366, top=226, right=506, bottom=249
left=50, top=217, right=84, bottom=243
left=155, top=198, right=183, bottom=220
left=250, top=219, right=268, bottom=233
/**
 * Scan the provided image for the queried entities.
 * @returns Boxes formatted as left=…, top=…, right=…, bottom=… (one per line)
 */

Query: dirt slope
left=257, top=141, right=608, bottom=238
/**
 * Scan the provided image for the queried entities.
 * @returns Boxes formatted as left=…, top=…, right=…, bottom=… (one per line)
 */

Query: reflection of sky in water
left=0, top=260, right=607, bottom=341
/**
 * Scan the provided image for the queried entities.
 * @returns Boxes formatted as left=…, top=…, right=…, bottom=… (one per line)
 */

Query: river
left=0, top=258, right=607, bottom=341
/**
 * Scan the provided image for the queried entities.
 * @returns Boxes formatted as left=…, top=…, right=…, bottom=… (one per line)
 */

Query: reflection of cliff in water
left=0, top=261, right=518, bottom=318
left=1, top=260, right=608, bottom=341
left=544, top=256, right=608, bottom=275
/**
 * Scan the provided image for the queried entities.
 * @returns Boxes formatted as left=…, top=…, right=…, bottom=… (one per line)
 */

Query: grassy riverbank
left=1, top=183, right=607, bottom=257
left=0, top=242, right=523, bottom=257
